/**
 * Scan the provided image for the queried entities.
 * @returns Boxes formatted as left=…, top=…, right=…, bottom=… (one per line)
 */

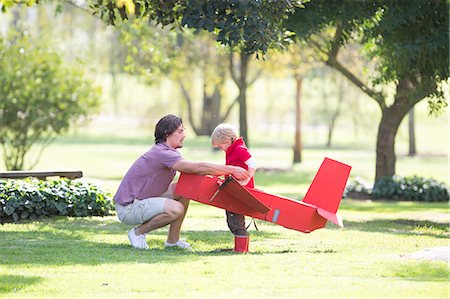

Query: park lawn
left=0, top=200, right=448, bottom=299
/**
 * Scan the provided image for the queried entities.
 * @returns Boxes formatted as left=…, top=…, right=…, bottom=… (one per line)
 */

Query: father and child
left=114, top=114, right=257, bottom=253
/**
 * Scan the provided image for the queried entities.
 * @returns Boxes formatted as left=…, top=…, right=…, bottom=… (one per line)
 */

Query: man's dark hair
left=154, top=114, right=183, bottom=144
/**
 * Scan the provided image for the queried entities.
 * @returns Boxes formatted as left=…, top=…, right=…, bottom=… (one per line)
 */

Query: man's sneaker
left=164, top=240, right=192, bottom=250
left=128, top=228, right=149, bottom=250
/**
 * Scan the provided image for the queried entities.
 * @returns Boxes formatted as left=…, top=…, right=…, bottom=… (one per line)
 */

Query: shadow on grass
left=343, top=219, right=449, bottom=238
left=0, top=218, right=288, bottom=267
left=0, top=274, right=43, bottom=295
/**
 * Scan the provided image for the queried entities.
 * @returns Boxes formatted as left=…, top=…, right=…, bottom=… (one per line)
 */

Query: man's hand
left=229, top=166, right=250, bottom=181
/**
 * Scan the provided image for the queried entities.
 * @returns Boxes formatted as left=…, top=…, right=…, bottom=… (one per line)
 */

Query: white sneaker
left=128, top=228, right=149, bottom=250
left=164, top=240, right=192, bottom=250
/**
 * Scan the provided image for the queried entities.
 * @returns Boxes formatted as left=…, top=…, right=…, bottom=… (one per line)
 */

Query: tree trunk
left=238, top=53, right=250, bottom=144
left=109, top=31, right=120, bottom=116
left=326, top=78, right=345, bottom=148
left=293, top=75, right=302, bottom=164
left=229, top=52, right=251, bottom=144
left=375, top=80, right=417, bottom=180
left=408, top=108, right=416, bottom=156
left=179, top=79, right=224, bottom=136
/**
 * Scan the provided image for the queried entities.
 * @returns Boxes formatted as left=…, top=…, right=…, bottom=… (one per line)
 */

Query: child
left=211, top=123, right=257, bottom=253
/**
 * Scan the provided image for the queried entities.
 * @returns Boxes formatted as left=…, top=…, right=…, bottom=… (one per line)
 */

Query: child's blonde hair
left=211, top=123, right=238, bottom=144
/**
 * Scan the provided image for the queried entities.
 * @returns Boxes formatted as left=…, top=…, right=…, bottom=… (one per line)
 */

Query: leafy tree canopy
left=93, top=0, right=304, bottom=55
left=285, top=0, right=449, bottom=114
left=1, top=0, right=305, bottom=55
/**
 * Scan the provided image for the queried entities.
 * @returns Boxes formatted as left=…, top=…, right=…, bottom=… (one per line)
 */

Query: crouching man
left=114, top=114, right=249, bottom=250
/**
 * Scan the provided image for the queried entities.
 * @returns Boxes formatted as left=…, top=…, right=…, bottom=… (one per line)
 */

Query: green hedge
left=372, top=175, right=449, bottom=202
left=346, top=175, right=449, bottom=202
left=0, top=178, right=114, bottom=223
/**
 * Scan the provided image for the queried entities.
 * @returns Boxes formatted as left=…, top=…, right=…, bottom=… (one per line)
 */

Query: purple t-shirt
left=114, top=143, right=182, bottom=206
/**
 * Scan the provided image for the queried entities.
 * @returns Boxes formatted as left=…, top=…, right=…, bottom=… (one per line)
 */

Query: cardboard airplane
left=175, top=157, right=351, bottom=233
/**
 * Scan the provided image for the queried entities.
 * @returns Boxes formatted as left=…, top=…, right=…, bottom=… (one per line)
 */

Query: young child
left=211, top=123, right=257, bottom=253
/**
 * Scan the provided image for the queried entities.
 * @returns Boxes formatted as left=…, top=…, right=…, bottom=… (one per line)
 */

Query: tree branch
left=220, top=96, right=239, bottom=123
left=178, top=80, right=200, bottom=135
left=229, top=52, right=239, bottom=86
left=248, top=69, right=262, bottom=86
left=323, top=24, right=386, bottom=109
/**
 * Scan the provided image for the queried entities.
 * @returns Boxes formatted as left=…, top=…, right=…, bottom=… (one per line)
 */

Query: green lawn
left=0, top=113, right=448, bottom=298
left=0, top=200, right=448, bottom=299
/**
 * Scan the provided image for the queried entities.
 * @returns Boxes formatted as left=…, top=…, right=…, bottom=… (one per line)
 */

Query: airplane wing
left=211, top=176, right=271, bottom=214
left=175, top=157, right=351, bottom=233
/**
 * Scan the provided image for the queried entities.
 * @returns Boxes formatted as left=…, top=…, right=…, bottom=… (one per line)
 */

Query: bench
left=0, top=171, right=83, bottom=180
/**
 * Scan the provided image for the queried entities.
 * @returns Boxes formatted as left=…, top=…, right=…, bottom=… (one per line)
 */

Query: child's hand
left=229, top=166, right=250, bottom=181
left=237, top=178, right=250, bottom=186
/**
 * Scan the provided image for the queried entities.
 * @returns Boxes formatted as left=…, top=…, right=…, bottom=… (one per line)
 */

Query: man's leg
left=134, top=199, right=184, bottom=236
left=166, top=196, right=190, bottom=243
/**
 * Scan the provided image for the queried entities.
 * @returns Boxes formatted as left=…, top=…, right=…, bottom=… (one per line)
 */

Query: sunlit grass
left=0, top=201, right=448, bottom=299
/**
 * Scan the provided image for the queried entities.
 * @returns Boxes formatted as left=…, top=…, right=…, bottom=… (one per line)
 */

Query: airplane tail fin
left=302, top=158, right=351, bottom=226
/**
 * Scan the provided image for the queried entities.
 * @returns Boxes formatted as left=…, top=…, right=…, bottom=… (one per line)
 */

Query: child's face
left=213, top=138, right=232, bottom=152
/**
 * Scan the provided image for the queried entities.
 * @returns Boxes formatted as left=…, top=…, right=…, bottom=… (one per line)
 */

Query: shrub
left=0, top=31, right=100, bottom=170
left=344, top=177, right=372, bottom=199
left=372, top=175, right=449, bottom=202
left=0, top=178, right=114, bottom=223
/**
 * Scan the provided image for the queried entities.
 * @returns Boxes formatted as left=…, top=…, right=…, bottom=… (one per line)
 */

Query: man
left=114, top=114, right=250, bottom=250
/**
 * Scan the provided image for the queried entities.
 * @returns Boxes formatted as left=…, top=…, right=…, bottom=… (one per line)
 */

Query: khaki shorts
left=116, top=183, right=175, bottom=225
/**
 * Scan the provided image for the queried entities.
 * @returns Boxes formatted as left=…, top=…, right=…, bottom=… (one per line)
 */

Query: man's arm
left=172, top=159, right=250, bottom=181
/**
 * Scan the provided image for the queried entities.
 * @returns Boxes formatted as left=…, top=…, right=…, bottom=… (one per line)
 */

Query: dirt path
left=403, top=246, right=449, bottom=262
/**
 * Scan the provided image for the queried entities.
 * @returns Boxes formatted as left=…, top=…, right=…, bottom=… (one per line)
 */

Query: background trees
left=0, top=31, right=100, bottom=170
left=90, top=0, right=298, bottom=55
left=286, top=0, right=449, bottom=181
left=0, top=0, right=448, bottom=186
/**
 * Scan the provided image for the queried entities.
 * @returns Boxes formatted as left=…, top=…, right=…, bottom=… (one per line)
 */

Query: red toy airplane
left=175, top=157, right=351, bottom=233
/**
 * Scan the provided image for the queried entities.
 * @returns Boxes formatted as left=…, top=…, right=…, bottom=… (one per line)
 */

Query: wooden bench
left=0, top=171, right=83, bottom=180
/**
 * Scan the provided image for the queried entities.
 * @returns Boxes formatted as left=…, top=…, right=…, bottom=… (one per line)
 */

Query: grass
left=0, top=200, right=448, bottom=299
left=0, top=103, right=448, bottom=298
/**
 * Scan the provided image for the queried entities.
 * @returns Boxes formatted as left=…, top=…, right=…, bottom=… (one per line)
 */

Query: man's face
left=166, top=125, right=185, bottom=149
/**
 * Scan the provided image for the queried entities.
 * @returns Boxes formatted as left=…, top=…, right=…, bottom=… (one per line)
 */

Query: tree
left=229, top=51, right=261, bottom=145
left=286, top=0, right=449, bottom=181
left=90, top=0, right=300, bottom=55
left=262, top=43, right=318, bottom=163
left=90, top=0, right=301, bottom=143
left=3, top=1, right=303, bottom=144
left=408, top=108, right=416, bottom=156
left=171, top=30, right=231, bottom=135
left=114, top=19, right=234, bottom=135
left=0, top=31, right=100, bottom=170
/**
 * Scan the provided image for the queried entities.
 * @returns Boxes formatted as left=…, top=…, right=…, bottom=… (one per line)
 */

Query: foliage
left=372, top=175, right=449, bottom=202
left=0, top=31, right=100, bottom=170
left=0, top=178, right=114, bottom=223
left=284, top=0, right=449, bottom=181
left=115, top=19, right=178, bottom=84
left=361, top=1, right=449, bottom=112
left=344, top=177, right=372, bottom=199
left=286, top=0, right=449, bottom=113
left=347, top=175, right=450, bottom=202
left=0, top=0, right=38, bottom=12
left=90, top=0, right=303, bottom=55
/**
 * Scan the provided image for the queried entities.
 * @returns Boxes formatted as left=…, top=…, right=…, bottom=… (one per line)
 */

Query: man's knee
left=165, top=200, right=184, bottom=218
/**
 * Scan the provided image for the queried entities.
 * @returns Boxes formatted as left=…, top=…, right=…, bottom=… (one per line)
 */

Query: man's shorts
left=115, top=183, right=176, bottom=226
